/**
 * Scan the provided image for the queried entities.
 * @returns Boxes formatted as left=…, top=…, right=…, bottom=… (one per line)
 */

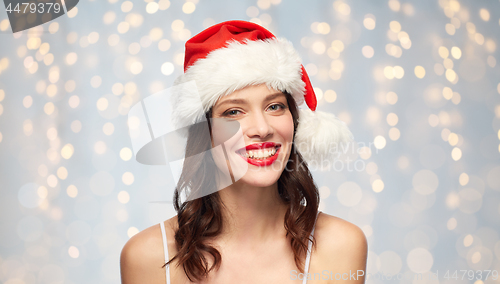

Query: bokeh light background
left=1, top=0, right=500, bottom=283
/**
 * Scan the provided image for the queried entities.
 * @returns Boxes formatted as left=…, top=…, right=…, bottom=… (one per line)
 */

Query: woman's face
left=210, top=84, right=295, bottom=188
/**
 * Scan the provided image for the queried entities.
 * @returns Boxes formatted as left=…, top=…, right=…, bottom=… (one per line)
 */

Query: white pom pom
left=294, top=108, right=354, bottom=165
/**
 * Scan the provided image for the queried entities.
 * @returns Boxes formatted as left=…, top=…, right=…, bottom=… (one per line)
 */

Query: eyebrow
left=216, top=92, right=285, bottom=107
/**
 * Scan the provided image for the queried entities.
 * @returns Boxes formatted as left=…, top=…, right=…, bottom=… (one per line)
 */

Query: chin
left=238, top=170, right=282, bottom=188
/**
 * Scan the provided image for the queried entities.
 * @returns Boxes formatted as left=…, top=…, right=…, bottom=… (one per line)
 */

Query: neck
left=217, top=180, right=288, bottom=245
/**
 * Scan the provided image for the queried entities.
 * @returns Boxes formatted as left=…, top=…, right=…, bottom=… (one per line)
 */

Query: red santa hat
left=171, top=20, right=353, bottom=165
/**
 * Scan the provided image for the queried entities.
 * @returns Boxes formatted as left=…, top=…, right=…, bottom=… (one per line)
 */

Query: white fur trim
left=295, top=109, right=354, bottom=164
left=171, top=37, right=305, bottom=130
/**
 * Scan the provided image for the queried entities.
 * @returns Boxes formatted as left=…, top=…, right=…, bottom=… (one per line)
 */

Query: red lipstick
left=236, top=142, right=281, bottom=167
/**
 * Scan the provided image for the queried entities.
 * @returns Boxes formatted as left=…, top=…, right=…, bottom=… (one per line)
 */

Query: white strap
left=159, top=222, right=171, bottom=284
left=302, top=211, right=320, bottom=284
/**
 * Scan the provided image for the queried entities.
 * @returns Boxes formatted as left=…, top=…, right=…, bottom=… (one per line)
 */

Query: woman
left=120, top=20, right=367, bottom=284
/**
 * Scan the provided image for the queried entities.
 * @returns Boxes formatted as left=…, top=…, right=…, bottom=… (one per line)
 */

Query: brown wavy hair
left=162, top=91, right=320, bottom=282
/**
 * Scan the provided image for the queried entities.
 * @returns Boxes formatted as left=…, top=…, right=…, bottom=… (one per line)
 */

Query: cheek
left=276, top=113, right=294, bottom=142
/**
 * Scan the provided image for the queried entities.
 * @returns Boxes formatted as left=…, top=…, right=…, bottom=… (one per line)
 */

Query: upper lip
left=236, top=142, right=281, bottom=154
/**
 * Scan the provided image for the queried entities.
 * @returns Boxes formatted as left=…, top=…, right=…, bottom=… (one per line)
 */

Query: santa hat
left=171, top=20, right=354, bottom=165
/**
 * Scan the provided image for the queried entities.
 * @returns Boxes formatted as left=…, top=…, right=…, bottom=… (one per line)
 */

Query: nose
left=244, top=110, right=274, bottom=139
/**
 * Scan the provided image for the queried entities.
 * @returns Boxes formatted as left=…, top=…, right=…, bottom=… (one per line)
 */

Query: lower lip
left=237, top=147, right=281, bottom=167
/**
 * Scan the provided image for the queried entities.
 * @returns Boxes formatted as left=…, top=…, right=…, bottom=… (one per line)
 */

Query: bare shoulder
left=120, top=216, right=178, bottom=284
left=313, top=212, right=368, bottom=275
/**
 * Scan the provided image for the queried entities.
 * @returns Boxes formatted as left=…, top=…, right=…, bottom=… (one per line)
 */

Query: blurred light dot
left=103, top=122, right=115, bottom=135
left=127, top=227, right=139, bottom=238
left=337, top=181, right=362, bottom=207
left=386, top=113, right=398, bottom=126
left=68, top=246, right=79, bottom=258
left=94, top=141, right=107, bottom=154
left=67, top=185, right=78, bottom=198
left=257, top=0, right=271, bottom=10
left=46, top=84, right=57, bottom=97
left=442, top=87, right=453, bottom=100
left=363, top=14, right=376, bottom=30
left=88, top=32, right=99, bottom=44
left=398, top=156, right=409, bottom=169
left=372, top=179, right=384, bottom=192
left=108, top=34, right=120, bottom=46
left=158, top=39, right=171, bottom=51
left=479, top=8, right=490, bottom=21
left=407, top=248, right=433, bottom=273
left=389, top=21, right=401, bottom=33
left=389, top=127, right=400, bottom=141
left=130, top=62, right=143, bottom=74
left=451, top=46, right=462, bottom=59
left=171, top=19, right=184, bottom=32
left=23, top=119, right=33, bottom=136
left=333, top=1, right=350, bottom=15
left=0, top=19, right=10, bottom=31
left=71, top=120, right=82, bottom=133
left=65, top=80, right=76, bottom=93
left=362, top=45, right=374, bottom=58
left=44, top=102, right=55, bottom=115
left=121, top=1, right=133, bottom=12
left=386, top=91, right=398, bottom=105
left=47, top=174, right=58, bottom=187
left=158, top=0, right=170, bottom=10
left=247, top=6, right=259, bottom=18
left=66, top=52, right=78, bottom=65
left=434, top=63, right=444, bottom=75
left=103, top=11, right=116, bottom=24
left=120, top=147, right=133, bottom=161
left=475, top=33, right=485, bottom=45
left=324, top=90, right=337, bottom=103
left=96, top=97, right=109, bottom=111
left=161, top=62, right=174, bottom=75
left=438, top=46, right=449, bottom=58
left=358, top=146, right=372, bottom=160
left=68, top=95, right=80, bottom=108
left=146, top=2, right=159, bottom=14
left=57, top=167, right=68, bottom=180
left=388, top=0, right=400, bottom=12
left=118, top=191, right=130, bottom=203
left=312, top=41, right=326, bottom=54
left=47, top=127, right=58, bottom=140
left=67, top=6, right=78, bottom=17
left=149, top=27, right=163, bottom=41
left=128, top=42, right=140, bottom=55
left=414, top=66, right=425, bottom=78
left=445, top=69, right=457, bottom=82
left=112, top=83, right=124, bottom=95
left=443, top=58, right=453, bottom=69
left=448, top=133, right=459, bottom=146
left=464, top=234, right=474, bottom=247
left=447, top=217, right=457, bottom=230
left=413, top=169, right=439, bottom=195
left=38, top=185, right=48, bottom=199
left=319, top=186, right=331, bottom=199
left=445, top=23, right=456, bottom=35
left=61, top=144, right=74, bottom=159
left=117, top=22, right=130, bottom=34
left=182, top=2, right=196, bottom=14
left=122, top=172, right=134, bottom=185
left=384, top=66, right=394, bottom=79
left=451, top=147, right=462, bottom=161
left=374, top=135, right=387, bottom=149
left=23, top=96, right=33, bottom=108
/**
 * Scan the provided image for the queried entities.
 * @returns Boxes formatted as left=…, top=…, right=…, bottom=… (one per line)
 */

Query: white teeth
left=242, top=147, right=278, bottom=159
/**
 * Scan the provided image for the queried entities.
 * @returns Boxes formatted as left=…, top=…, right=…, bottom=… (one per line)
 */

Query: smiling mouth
left=236, top=144, right=282, bottom=160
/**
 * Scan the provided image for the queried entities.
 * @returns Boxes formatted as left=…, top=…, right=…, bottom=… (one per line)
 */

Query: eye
left=222, top=109, right=242, bottom=117
left=268, top=103, right=286, bottom=111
